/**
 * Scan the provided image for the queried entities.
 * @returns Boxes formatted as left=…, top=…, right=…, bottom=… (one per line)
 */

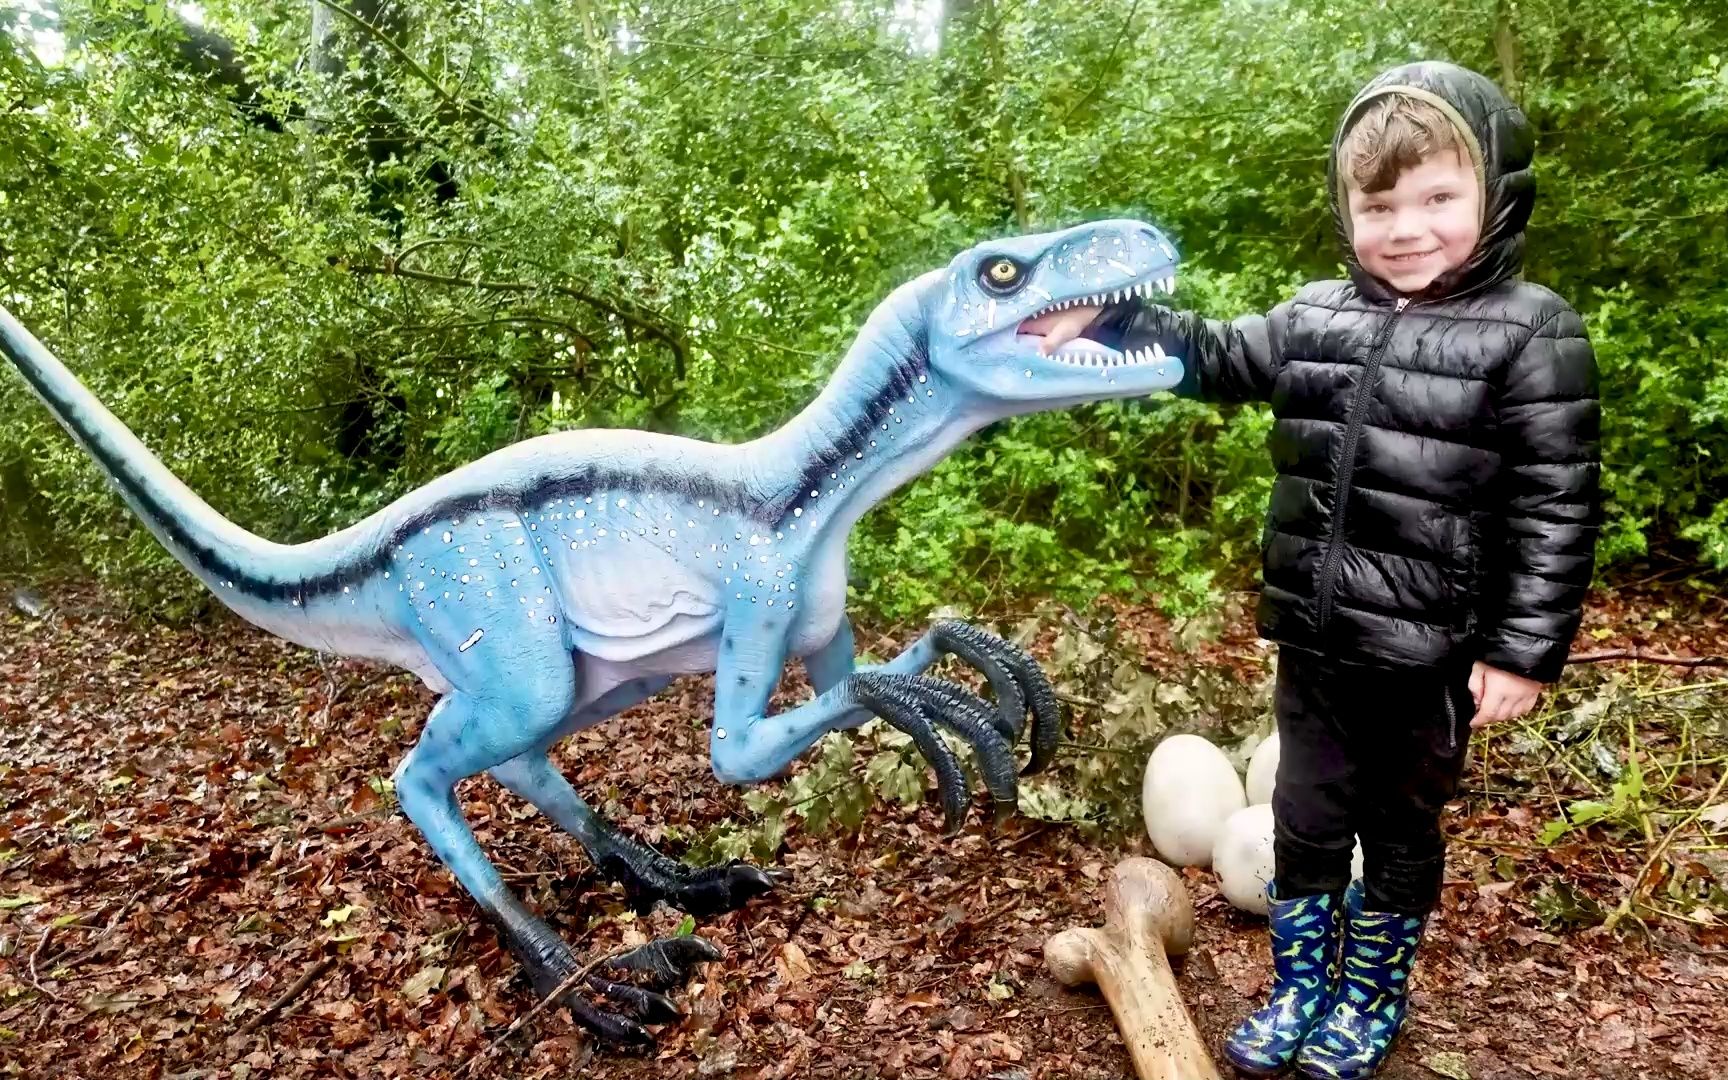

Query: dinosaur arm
left=722, top=610, right=1059, bottom=832
left=709, top=604, right=830, bottom=784
left=806, top=618, right=1056, bottom=770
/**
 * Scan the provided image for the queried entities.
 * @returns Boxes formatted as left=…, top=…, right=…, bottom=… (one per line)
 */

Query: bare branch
left=310, top=0, right=515, bottom=134
left=344, top=261, right=687, bottom=378
left=1567, top=650, right=1728, bottom=669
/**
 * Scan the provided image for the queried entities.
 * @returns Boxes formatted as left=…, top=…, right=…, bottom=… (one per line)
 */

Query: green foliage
left=683, top=722, right=922, bottom=866
left=2, top=0, right=1724, bottom=617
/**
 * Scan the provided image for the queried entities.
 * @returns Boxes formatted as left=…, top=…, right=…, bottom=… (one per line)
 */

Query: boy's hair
left=1339, top=93, right=1463, bottom=193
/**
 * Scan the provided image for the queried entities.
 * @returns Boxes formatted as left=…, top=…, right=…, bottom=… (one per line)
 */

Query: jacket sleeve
left=1476, top=305, right=1602, bottom=682
left=1086, top=299, right=1290, bottom=404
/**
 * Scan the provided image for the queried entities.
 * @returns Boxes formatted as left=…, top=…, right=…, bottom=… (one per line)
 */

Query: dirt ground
left=1, top=581, right=1724, bottom=1079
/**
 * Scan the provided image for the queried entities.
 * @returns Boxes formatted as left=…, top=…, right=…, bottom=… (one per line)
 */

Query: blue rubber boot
left=1294, top=884, right=1425, bottom=1079
left=1222, top=883, right=1352, bottom=1076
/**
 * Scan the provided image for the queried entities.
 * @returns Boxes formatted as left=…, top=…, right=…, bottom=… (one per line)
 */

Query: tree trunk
left=1494, top=0, right=1521, bottom=104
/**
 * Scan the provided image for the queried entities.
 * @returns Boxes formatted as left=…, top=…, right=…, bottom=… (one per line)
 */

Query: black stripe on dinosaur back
left=773, top=327, right=929, bottom=526
left=11, top=332, right=763, bottom=605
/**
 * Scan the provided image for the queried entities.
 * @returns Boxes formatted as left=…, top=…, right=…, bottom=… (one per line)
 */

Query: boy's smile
left=1346, top=148, right=1481, bottom=294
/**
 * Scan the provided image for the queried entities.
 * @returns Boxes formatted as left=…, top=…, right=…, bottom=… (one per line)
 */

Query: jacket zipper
left=1314, top=297, right=1409, bottom=629
left=1443, top=684, right=1458, bottom=751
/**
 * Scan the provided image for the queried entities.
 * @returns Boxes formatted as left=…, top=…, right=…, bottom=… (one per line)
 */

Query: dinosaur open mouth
left=1021, top=276, right=1175, bottom=323
left=1044, top=340, right=1175, bottom=369
left=1015, top=273, right=1175, bottom=368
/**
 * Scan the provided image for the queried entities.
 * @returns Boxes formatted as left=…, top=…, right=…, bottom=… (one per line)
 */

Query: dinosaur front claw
left=929, top=620, right=1063, bottom=775
left=847, top=671, right=1021, bottom=833
left=598, top=841, right=787, bottom=917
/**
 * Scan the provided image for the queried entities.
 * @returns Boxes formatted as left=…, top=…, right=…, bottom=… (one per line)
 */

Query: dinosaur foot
left=928, top=620, right=1063, bottom=775
left=847, top=671, right=1025, bottom=834
left=525, top=934, right=724, bottom=1049
left=598, top=838, right=788, bottom=917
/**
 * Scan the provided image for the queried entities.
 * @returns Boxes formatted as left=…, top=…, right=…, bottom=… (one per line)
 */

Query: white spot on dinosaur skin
left=442, top=531, right=453, bottom=543
left=458, top=629, right=484, bottom=652
left=716, top=728, right=727, bottom=740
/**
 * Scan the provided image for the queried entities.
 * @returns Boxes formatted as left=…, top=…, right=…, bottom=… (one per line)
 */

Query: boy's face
left=1345, top=148, right=1481, bottom=294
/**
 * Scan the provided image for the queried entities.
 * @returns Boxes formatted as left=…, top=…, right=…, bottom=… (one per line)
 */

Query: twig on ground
left=28, top=926, right=58, bottom=1001
left=461, top=945, right=633, bottom=1075
left=302, top=809, right=389, bottom=834
left=43, top=887, right=148, bottom=972
left=314, top=651, right=341, bottom=727
left=1567, top=650, right=1727, bottom=668
left=1603, top=766, right=1728, bottom=933
left=239, top=954, right=338, bottom=1035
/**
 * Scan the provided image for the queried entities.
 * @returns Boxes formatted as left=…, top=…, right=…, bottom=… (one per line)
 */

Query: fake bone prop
left=0, top=220, right=1183, bottom=1045
left=1044, top=858, right=1222, bottom=1080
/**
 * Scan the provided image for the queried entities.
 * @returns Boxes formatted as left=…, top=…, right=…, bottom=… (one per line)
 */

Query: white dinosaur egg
left=1245, top=730, right=1280, bottom=806
left=1142, top=733, right=1246, bottom=867
left=1214, top=804, right=1278, bottom=914
left=1213, top=804, right=1369, bottom=916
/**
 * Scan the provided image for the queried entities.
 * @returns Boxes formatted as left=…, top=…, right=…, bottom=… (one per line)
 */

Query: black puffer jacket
left=1105, top=62, right=1601, bottom=681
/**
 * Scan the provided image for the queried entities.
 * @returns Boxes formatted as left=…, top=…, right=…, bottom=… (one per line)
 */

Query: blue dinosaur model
left=1, top=219, right=1183, bottom=1043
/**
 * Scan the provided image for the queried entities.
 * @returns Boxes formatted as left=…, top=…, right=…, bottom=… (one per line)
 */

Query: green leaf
left=401, top=966, right=446, bottom=1003
left=320, top=904, right=360, bottom=927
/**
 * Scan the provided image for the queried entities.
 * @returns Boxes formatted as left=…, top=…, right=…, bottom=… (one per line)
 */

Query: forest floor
left=1, top=578, right=1725, bottom=1079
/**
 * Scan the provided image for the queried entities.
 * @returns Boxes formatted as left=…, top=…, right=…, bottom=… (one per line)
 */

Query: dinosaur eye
left=979, top=257, right=1024, bottom=293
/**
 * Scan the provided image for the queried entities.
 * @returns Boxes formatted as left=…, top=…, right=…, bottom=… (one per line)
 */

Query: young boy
left=1028, top=62, right=1600, bottom=1078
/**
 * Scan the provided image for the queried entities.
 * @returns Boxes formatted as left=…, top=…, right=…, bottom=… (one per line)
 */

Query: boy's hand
left=1019, top=305, right=1103, bottom=355
left=1468, top=661, right=1543, bottom=728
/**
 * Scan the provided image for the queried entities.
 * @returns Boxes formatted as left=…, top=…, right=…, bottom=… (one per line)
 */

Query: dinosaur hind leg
left=397, top=692, right=717, bottom=1045
left=395, top=693, right=577, bottom=987
left=492, top=750, right=785, bottom=917
left=392, top=542, right=713, bottom=1045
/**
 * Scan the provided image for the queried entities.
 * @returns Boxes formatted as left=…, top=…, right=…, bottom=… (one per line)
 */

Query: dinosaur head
left=918, top=219, right=1183, bottom=411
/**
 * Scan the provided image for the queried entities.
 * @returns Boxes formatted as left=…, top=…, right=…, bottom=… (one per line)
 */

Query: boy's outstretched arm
left=1476, top=304, right=1602, bottom=685
left=1078, top=298, right=1292, bottom=404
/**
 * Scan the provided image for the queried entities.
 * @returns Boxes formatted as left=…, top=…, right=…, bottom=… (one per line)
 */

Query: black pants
left=1271, top=646, right=1473, bottom=915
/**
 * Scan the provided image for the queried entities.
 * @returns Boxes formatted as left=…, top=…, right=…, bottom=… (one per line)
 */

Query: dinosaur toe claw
left=587, top=974, right=683, bottom=1024
left=605, top=933, right=725, bottom=990
left=929, top=620, right=1064, bottom=776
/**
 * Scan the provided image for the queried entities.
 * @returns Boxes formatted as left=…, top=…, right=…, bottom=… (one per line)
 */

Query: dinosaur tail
left=0, top=306, right=354, bottom=622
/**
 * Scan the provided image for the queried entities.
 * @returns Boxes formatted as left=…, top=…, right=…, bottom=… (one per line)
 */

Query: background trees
left=3, top=0, right=1723, bottom=618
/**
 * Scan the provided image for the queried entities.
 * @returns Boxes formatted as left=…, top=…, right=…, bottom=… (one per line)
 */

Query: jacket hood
left=1328, top=61, right=1534, bottom=302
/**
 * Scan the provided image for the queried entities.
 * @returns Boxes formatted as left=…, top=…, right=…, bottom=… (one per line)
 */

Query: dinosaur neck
left=748, top=290, right=994, bottom=544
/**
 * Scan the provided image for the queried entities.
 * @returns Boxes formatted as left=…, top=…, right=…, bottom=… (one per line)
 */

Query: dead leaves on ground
left=0, top=582, right=1725, bottom=1078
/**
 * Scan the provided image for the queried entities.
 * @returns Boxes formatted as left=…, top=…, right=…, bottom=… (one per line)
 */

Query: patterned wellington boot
left=1294, top=885, right=1425, bottom=1079
left=1222, top=882, right=1354, bottom=1076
